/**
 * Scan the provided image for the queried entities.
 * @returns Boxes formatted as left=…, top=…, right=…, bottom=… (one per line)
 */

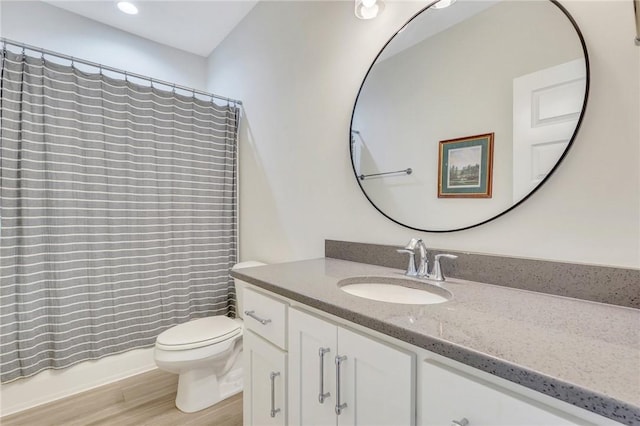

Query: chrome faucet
left=415, top=239, right=429, bottom=277
left=396, top=239, right=458, bottom=281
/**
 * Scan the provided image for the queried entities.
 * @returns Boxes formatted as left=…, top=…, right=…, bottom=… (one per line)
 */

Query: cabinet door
left=244, top=330, right=287, bottom=426
left=337, top=327, right=415, bottom=426
left=288, top=308, right=338, bottom=426
left=420, top=360, right=589, bottom=426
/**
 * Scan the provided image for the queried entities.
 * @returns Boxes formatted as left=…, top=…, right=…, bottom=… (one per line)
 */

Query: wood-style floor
left=1, top=369, right=243, bottom=426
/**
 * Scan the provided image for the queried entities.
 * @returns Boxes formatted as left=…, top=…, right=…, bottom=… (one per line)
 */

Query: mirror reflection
left=351, top=0, right=588, bottom=231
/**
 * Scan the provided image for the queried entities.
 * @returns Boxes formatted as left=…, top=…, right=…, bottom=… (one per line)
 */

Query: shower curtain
left=0, top=49, right=239, bottom=383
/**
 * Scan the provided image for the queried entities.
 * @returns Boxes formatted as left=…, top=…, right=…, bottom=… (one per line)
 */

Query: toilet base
left=175, top=366, right=243, bottom=413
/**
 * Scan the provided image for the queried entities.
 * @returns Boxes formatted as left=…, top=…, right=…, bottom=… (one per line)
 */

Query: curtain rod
left=1, top=37, right=243, bottom=106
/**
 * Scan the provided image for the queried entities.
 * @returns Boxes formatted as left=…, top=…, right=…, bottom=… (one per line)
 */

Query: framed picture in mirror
left=438, top=133, right=494, bottom=198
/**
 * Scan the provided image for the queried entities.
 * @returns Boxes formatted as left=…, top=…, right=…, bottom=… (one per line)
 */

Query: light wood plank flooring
left=1, top=369, right=242, bottom=426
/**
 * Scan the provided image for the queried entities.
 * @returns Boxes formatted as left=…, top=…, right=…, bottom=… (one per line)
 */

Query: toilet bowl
left=154, top=261, right=266, bottom=413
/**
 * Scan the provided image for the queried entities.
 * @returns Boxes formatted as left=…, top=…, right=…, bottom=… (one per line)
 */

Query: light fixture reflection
left=117, top=1, right=138, bottom=15
left=355, top=0, right=385, bottom=20
left=433, top=0, right=456, bottom=9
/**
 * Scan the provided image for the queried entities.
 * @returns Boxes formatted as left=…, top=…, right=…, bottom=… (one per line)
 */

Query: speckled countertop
left=231, top=258, right=640, bottom=425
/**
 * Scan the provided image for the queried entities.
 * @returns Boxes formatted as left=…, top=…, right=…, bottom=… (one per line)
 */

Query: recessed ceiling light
left=355, top=0, right=385, bottom=20
left=117, top=1, right=138, bottom=15
left=433, top=0, right=456, bottom=9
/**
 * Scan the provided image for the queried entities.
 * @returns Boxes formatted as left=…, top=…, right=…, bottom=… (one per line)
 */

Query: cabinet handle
left=451, top=418, right=469, bottom=426
left=335, top=355, right=347, bottom=415
left=318, top=347, right=331, bottom=403
left=244, top=310, right=272, bottom=325
left=270, top=371, right=281, bottom=418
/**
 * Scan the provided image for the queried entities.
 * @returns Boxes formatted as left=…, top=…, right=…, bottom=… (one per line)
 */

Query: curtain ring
left=192, top=88, right=196, bottom=99
left=124, top=71, right=128, bottom=82
left=150, top=78, right=154, bottom=89
left=172, top=84, right=176, bottom=95
left=41, top=52, right=45, bottom=65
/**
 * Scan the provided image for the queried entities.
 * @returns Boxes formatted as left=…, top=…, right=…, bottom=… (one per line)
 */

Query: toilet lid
left=156, top=317, right=241, bottom=350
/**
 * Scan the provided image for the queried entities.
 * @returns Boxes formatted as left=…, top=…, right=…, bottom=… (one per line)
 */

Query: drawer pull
left=318, top=347, right=331, bottom=403
left=335, top=355, right=347, bottom=415
left=244, top=310, right=272, bottom=325
left=451, top=418, right=469, bottom=426
left=270, top=371, right=281, bottom=418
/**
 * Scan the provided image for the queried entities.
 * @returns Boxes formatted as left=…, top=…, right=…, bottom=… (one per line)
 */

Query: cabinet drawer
left=420, top=360, right=587, bottom=426
left=243, top=287, right=287, bottom=350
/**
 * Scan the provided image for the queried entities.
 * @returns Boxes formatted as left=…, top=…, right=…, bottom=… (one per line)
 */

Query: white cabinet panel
left=244, top=330, right=287, bottom=426
left=288, top=308, right=337, bottom=426
left=420, top=359, right=590, bottom=426
left=337, top=327, right=415, bottom=426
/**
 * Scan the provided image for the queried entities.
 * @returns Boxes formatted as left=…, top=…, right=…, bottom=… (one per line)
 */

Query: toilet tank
left=232, top=261, right=266, bottom=319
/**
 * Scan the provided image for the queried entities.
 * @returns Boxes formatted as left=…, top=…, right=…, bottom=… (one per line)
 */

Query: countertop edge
left=231, top=268, right=640, bottom=425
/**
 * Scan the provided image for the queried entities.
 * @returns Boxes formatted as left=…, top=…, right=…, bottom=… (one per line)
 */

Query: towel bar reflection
left=359, top=168, right=412, bottom=181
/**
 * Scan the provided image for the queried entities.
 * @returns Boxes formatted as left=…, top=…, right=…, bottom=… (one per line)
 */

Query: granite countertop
left=231, top=258, right=640, bottom=425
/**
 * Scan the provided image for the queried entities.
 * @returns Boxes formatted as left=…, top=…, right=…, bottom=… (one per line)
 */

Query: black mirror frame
left=349, top=0, right=590, bottom=233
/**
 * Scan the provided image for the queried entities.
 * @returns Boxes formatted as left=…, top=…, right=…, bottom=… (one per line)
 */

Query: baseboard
left=0, top=347, right=157, bottom=417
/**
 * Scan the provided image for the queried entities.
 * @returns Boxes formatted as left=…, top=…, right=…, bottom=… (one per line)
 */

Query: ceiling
left=378, top=0, right=499, bottom=62
left=41, top=0, right=259, bottom=57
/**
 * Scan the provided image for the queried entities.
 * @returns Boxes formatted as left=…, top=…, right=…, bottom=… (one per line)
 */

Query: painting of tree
left=447, top=145, right=482, bottom=188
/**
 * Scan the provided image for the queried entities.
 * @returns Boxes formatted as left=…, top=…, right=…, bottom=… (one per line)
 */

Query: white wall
left=0, top=1, right=209, bottom=416
left=207, top=0, right=640, bottom=269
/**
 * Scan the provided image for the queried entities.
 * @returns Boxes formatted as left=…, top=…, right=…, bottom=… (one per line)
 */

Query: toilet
left=154, top=261, right=266, bottom=413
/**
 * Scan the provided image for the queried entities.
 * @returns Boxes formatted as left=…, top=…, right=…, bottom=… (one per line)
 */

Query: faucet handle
left=435, top=254, right=458, bottom=261
left=430, top=254, right=458, bottom=282
left=403, top=238, right=420, bottom=250
left=396, top=248, right=417, bottom=276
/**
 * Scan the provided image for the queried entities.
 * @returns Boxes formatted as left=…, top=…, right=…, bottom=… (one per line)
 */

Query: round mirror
left=350, top=0, right=589, bottom=232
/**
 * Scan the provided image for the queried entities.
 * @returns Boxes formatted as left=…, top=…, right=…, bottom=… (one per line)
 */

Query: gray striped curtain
left=0, top=49, right=239, bottom=383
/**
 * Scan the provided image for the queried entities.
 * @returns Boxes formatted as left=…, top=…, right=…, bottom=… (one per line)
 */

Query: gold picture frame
left=438, top=133, right=494, bottom=198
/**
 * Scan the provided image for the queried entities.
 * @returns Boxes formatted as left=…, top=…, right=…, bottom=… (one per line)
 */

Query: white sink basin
left=338, top=276, right=452, bottom=305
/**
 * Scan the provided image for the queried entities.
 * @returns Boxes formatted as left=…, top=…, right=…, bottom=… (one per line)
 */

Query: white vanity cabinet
left=241, top=284, right=621, bottom=426
left=243, top=288, right=289, bottom=426
left=288, top=307, right=415, bottom=426
left=419, top=360, right=594, bottom=426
